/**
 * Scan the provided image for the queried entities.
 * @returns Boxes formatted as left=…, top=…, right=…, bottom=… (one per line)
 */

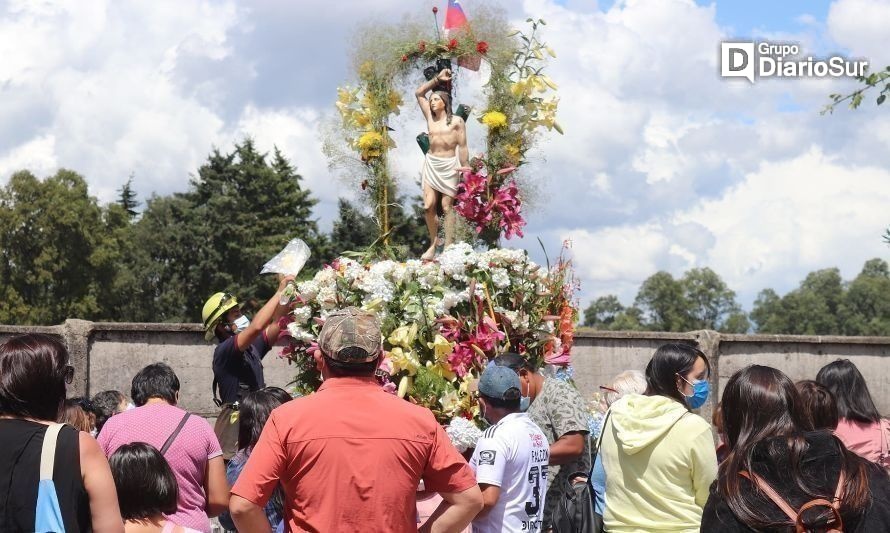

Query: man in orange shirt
left=229, top=307, right=483, bottom=532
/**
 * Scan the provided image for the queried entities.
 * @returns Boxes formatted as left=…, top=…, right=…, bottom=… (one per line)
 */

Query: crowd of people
left=2, top=299, right=890, bottom=531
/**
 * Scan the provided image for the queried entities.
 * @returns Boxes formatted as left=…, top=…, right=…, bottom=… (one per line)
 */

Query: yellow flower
left=387, top=90, right=403, bottom=114
left=397, top=375, right=413, bottom=398
left=440, top=389, right=462, bottom=415
left=426, top=360, right=457, bottom=382
left=389, top=347, right=420, bottom=376
left=458, top=373, right=476, bottom=395
left=428, top=334, right=454, bottom=361
left=540, top=74, right=559, bottom=90
left=359, top=61, right=375, bottom=81
left=357, top=131, right=383, bottom=149
left=389, top=323, right=418, bottom=349
left=481, top=111, right=508, bottom=129
left=510, top=79, right=531, bottom=98
left=356, top=131, right=385, bottom=159
left=505, top=143, right=522, bottom=160
left=361, top=298, right=385, bottom=312
left=352, top=111, right=371, bottom=128
left=337, top=86, right=356, bottom=106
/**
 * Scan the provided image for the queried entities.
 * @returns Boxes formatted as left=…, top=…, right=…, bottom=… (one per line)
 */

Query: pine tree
left=114, top=138, right=326, bottom=321
left=117, top=174, right=139, bottom=218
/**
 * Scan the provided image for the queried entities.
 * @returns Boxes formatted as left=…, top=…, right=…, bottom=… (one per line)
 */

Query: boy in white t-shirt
left=470, top=365, right=550, bottom=533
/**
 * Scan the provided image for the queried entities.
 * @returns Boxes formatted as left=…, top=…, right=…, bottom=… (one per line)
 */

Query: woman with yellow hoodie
left=598, top=343, right=718, bottom=532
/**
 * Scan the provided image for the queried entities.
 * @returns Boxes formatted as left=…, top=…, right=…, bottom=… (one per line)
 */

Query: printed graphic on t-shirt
left=470, top=414, right=550, bottom=533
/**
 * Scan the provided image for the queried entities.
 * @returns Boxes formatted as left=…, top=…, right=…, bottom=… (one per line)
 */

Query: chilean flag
left=443, top=0, right=468, bottom=31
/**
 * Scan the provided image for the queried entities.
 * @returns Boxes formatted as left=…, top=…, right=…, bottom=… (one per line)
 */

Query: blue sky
left=0, top=0, right=888, bottom=313
left=705, top=0, right=833, bottom=34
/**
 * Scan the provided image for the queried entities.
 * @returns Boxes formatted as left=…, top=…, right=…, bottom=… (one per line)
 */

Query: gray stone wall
left=2, top=321, right=889, bottom=419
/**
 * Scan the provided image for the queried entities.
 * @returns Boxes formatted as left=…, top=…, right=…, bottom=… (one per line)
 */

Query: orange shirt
left=231, top=377, right=478, bottom=532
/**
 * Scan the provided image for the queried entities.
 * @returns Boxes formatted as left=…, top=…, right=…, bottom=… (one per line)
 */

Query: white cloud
left=828, top=0, right=890, bottom=65
left=568, top=148, right=890, bottom=306
left=0, top=135, right=57, bottom=179
left=680, top=148, right=890, bottom=302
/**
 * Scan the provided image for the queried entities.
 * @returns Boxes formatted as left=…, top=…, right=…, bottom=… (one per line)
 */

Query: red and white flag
left=443, top=0, right=481, bottom=71
left=443, top=0, right=468, bottom=32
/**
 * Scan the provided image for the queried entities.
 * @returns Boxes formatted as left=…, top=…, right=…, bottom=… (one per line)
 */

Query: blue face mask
left=682, top=378, right=710, bottom=409
left=232, top=315, right=250, bottom=334
left=519, top=377, right=531, bottom=412
left=520, top=395, right=531, bottom=412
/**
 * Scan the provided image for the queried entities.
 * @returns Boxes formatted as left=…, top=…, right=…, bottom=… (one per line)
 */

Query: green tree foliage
left=582, top=267, right=748, bottom=333
left=751, top=260, right=890, bottom=336
left=634, top=271, right=689, bottom=332
left=327, top=196, right=428, bottom=260
left=118, top=175, right=139, bottom=218
left=329, top=198, right=377, bottom=254
left=108, top=194, right=203, bottom=322
left=823, top=66, right=890, bottom=113
left=582, top=295, right=625, bottom=329
left=0, top=170, right=119, bottom=324
left=751, top=268, right=844, bottom=335
left=123, top=139, right=326, bottom=322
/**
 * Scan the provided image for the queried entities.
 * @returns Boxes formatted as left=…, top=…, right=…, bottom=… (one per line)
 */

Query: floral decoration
left=279, top=243, right=578, bottom=426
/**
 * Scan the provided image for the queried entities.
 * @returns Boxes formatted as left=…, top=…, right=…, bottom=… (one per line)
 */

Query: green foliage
left=0, top=139, right=326, bottom=324
left=141, top=139, right=326, bottom=321
left=582, top=295, right=624, bottom=328
left=823, top=65, right=890, bottom=114
left=588, top=261, right=890, bottom=336
left=0, top=170, right=116, bottom=324
left=328, top=196, right=429, bottom=261
left=118, top=175, right=139, bottom=218
left=583, top=267, right=748, bottom=333
left=751, top=259, right=890, bottom=336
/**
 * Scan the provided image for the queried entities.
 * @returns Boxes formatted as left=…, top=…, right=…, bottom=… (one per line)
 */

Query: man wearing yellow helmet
left=202, top=275, right=294, bottom=459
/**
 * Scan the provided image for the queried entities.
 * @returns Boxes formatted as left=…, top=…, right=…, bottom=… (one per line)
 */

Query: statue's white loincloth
left=422, top=153, right=460, bottom=198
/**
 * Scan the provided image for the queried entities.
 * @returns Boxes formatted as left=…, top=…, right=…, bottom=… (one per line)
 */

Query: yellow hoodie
left=600, top=394, right=717, bottom=533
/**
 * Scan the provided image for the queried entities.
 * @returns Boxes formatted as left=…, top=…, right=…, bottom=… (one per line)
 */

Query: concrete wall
left=0, top=321, right=295, bottom=417
left=2, top=321, right=890, bottom=418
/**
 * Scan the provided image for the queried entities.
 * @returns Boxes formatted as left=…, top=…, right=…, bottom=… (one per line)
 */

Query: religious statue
left=415, top=68, right=468, bottom=260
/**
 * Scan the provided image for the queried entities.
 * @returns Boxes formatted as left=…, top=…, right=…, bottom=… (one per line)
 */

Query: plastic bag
left=260, top=238, right=311, bottom=276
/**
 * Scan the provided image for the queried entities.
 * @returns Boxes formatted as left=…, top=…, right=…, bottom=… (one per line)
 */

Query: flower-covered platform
left=279, top=242, right=577, bottom=428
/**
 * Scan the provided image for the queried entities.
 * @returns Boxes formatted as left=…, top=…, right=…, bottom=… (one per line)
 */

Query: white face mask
left=232, top=315, right=250, bottom=333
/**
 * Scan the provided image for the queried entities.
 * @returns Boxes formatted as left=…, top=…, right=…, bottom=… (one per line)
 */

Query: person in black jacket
left=702, top=365, right=890, bottom=532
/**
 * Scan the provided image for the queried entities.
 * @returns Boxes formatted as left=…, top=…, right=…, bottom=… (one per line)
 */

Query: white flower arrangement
left=279, top=243, right=578, bottom=419
left=445, top=417, right=483, bottom=453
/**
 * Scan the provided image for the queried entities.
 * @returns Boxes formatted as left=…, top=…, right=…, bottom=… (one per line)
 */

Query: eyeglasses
left=599, top=385, right=619, bottom=394
left=204, top=293, right=235, bottom=328
left=64, top=364, right=75, bottom=385
left=75, top=397, right=94, bottom=412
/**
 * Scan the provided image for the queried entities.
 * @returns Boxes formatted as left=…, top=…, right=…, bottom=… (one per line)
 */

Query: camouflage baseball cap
left=317, top=307, right=382, bottom=363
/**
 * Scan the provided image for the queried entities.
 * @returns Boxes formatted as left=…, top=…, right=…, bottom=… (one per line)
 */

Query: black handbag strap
left=160, top=413, right=191, bottom=455
left=592, top=410, right=613, bottom=460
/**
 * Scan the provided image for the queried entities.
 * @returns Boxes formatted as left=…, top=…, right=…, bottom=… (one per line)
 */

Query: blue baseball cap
left=478, top=365, right=521, bottom=401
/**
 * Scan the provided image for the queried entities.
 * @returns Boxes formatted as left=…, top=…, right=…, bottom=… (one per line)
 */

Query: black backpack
left=551, top=471, right=598, bottom=533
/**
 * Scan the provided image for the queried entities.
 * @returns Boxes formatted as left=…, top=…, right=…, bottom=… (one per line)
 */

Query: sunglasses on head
left=204, top=293, right=236, bottom=328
